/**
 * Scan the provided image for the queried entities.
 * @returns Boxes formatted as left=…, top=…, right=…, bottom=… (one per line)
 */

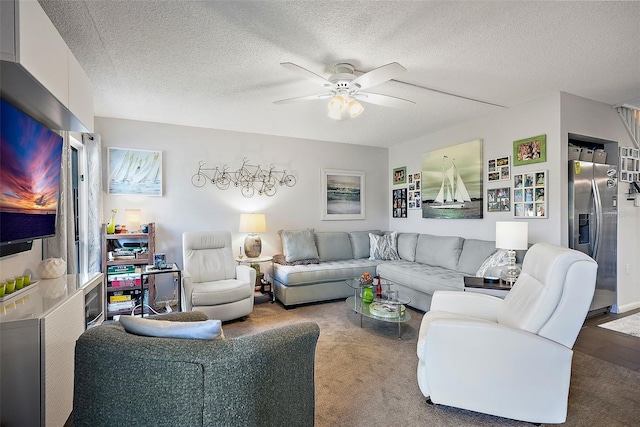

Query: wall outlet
left=625, top=264, right=631, bottom=275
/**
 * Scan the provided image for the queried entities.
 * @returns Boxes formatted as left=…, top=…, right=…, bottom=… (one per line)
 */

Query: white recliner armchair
left=417, top=242, right=598, bottom=424
left=182, top=230, right=255, bottom=322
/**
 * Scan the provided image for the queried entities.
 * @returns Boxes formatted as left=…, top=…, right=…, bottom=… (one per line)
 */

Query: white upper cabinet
left=1, top=0, right=94, bottom=132
left=68, top=51, right=95, bottom=132
left=18, top=0, right=69, bottom=107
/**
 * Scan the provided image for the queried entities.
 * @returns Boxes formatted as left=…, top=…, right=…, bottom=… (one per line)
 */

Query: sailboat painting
left=108, top=148, right=163, bottom=196
left=421, top=140, right=483, bottom=219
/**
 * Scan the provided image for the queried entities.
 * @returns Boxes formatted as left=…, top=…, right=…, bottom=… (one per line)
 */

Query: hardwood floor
left=574, top=308, right=640, bottom=372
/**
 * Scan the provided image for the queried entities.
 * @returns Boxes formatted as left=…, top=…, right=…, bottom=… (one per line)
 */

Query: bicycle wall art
left=191, top=158, right=297, bottom=197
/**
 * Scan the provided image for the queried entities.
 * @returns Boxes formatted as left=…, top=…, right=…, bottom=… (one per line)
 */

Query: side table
left=142, top=263, right=182, bottom=315
left=463, top=276, right=511, bottom=298
left=236, top=256, right=275, bottom=303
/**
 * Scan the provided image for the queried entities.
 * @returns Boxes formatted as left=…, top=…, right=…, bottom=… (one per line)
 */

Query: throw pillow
left=368, top=232, right=400, bottom=261
left=279, top=229, right=319, bottom=262
left=476, top=249, right=510, bottom=277
left=119, top=316, right=223, bottom=340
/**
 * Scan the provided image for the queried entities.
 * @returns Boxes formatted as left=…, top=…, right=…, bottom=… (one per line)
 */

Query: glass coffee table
left=345, top=278, right=411, bottom=339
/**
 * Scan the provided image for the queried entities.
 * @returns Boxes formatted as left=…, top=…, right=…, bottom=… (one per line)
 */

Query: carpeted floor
left=598, top=312, right=640, bottom=338
left=222, top=297, right=640, bottom=426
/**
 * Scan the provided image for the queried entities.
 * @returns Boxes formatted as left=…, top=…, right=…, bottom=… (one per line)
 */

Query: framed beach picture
left=421, top=139, right=483, bottom=219
left=108, top=148, right=163, bottom=196
left=513, top=135, right=546, bottom=166
left=321, top=169, right=365, bottom=220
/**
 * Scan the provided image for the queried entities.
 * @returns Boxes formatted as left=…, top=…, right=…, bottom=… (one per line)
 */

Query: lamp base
left=244, top=234, right=262, bottom=258
left=500, top=249, right=521, bottom=285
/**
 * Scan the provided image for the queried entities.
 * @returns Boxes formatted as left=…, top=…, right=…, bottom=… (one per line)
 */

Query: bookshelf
left=101, top=222, right=155, bottom=320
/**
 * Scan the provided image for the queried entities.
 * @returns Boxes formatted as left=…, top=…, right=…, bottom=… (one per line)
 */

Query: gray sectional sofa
left=272, top=229, right=506, bottom=312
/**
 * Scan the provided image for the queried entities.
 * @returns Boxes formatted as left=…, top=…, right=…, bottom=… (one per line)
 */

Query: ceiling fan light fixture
left=327, top=107, right=343, bottom=120
left=328, top=95, right=345, bottom=112
left=347, top=98, right=364, bottom=118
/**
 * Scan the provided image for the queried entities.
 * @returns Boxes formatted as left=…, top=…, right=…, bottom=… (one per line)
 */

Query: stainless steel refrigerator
left=568, top=160, right=618, bottom=315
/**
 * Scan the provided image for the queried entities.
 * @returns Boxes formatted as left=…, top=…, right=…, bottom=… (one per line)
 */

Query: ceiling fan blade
left=273, top=93, right=333, bottom=105
left=353, top=92, right=415, bottom=109
left=280, top=62, right=336, bottom=89
left=349, top=62, right=407, bottom=91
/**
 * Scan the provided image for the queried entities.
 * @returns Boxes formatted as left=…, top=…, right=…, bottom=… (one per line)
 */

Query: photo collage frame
left=408, top=172, right=422, bottom=210
left=619, top=147, right=640, bottom=183
left=513, top=170, right=547, bottom=218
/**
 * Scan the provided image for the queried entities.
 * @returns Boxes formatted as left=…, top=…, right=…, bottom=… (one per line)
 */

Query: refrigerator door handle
left=591, top=177, right=603, bottom=262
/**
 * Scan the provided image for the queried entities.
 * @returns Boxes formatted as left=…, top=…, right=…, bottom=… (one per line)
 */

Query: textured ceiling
left=39, top=1, right=640, bottom=147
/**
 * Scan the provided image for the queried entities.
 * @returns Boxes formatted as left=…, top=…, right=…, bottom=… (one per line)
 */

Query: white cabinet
left=0, top=0, right=94, bottom=132
left=0, top=273, right=102, bottom=427
left=17, top=0, right=69, bottom=107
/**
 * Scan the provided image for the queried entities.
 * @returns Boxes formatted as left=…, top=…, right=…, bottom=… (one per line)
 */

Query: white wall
left=388, top=92, right=562, bottom=244
left=0, top=240, right=42, bottom=281
left=559, top=93, right=640, bottom=312
left=96, top=117, right=389, bottom=271
left=389, top=91, right=639, bottom=313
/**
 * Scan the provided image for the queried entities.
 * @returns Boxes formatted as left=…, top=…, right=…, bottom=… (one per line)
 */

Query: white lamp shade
left=347, top=99, right=364, bottom=118
left=125, top=209, right=141, bottom=232
left=239, top=213, right=267, bottom=233
left=495, top=221, right=528, bottom=250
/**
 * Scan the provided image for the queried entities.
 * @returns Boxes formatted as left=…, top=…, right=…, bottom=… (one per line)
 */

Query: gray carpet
left=222, top=296, right=640, bottom=426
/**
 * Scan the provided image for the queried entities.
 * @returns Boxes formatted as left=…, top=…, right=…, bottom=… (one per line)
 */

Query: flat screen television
left=1, top=98, right=63, bottom=249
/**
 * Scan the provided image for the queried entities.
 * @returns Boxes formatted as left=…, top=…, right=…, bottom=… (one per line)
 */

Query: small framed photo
left=393, top=166, right=407, bottom=185
left=513, top=170, right=547, bottom=218
left=487, top=187, right=511, bottom=212
left=513, top=135, right=546, bottom=166
left=487, top=156, right=510, bottom=181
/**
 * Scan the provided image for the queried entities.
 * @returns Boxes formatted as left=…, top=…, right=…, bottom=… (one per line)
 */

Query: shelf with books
left=102, top=223, right=155, bottom=320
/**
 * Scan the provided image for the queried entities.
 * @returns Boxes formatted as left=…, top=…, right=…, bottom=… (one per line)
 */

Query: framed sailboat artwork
left=108, top=148, right=163, bottom=196
left=421, top=139, right=483, bottom=219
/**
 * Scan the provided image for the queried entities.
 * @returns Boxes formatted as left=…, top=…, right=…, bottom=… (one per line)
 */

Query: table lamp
left=495, top=221, right=528, bottom=285
left=239, top=213, right=266, bottom=258
left=125, top=209, right=141, bottom=233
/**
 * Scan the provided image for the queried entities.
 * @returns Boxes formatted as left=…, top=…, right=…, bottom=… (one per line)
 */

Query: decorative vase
left=362, top=287, right=374, bottom=304
left=106, top=217, right=115, bottom=234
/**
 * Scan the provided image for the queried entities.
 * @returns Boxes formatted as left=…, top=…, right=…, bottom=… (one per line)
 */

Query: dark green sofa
left=73, top=311, right=320, bottom=426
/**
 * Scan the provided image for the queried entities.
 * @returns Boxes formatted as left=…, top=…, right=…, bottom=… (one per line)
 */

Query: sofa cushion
left=273, top=254, right=319, bottom=266
left=273, top=259, right=384, bottom=287
left=369, top=232, right=400, bottom=260
left=415, top=234, right=463, bottom=270
left=349, top=230, right=382, bottom=259
left=315, top=232, right=353, bottom=262
left=279, top=229, right=319, bottom=262
left=377, top=260, right=466, bottom=295
left=457, top=238, right=499, bottom=275
left=397, top=233, right=419, bottom=262
left=119, top=316, right=223, bottom=340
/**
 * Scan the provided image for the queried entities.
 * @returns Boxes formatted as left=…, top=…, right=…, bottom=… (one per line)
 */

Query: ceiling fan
left=274, top=62, right=415, bottom=120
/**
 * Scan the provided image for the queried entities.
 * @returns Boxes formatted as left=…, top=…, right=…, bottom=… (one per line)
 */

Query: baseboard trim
left=612, top=301, right=640, bottom=314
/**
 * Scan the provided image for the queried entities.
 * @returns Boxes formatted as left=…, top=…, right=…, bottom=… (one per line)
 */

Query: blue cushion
left=119, top=316, right=223, bottom=340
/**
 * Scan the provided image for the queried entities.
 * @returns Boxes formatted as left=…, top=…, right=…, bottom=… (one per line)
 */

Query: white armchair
left=182, top=231, right=255, bottom=322
left=417, top=242, right=598, bottom=424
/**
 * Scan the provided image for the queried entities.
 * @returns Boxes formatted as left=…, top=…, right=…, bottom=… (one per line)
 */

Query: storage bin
left=579, top=148, right=594, bottom=162
left=593, top=149, right=607, bottom=164
left=568, top=145, right=581, bottom=161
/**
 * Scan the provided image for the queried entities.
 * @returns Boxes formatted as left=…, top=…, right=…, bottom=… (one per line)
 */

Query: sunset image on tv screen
left=0, top=99, right=63, bottom=244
